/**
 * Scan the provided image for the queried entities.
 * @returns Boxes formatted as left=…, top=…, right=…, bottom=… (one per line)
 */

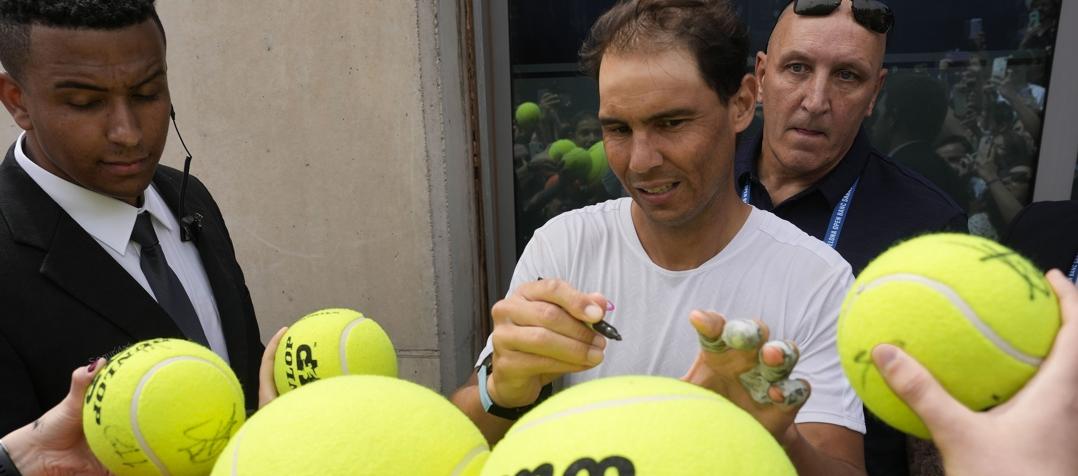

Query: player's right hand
left=487, top=278, right=609, bottom=408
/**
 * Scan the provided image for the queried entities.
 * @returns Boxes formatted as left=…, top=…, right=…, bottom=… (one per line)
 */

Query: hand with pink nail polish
left=1, top=359, right=111, bottom=476
left=485, top=279, right=612, bottom=409
left=874, top=270, right=1078, bottom=476
left=451, top=278, right=612, bottom=444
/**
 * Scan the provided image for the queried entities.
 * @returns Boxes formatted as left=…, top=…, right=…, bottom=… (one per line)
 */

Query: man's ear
left=865, top=68, right=888, bottom=118
left=753, top=51, right=768, bottom=103
left=0, top=73, right=32, bottom=130
left=732, top=74, right=758, bottom=134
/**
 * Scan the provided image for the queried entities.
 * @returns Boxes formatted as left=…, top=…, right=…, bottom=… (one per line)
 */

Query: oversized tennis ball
left=83, top=338, right=245, bottom=476
left=546, top=139, right=577, bottom=161
left=212, top=375, right=489, bottom=475
left=838, top=233, right=1060, bottom=439
left=587, top=140, right=608, bottom=184
left=274, top=308, right=397, bottom=395
left=560, top=147, right=592, bottom=181
left=482, top=375, right=795, bottom=475
left=515, top=101, right=542, bottom=129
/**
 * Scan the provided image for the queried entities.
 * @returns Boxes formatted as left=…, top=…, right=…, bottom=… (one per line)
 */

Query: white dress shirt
left=14, top=133, right=230, bottom=362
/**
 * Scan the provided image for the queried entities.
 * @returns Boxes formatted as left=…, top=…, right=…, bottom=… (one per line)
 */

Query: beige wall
left=0, top=1, right=481, bottom=392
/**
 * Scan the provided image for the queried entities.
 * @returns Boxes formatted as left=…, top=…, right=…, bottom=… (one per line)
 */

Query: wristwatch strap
left=477, top=354, right=552, bottom=420
left=0, top=439, right=24, bottom=476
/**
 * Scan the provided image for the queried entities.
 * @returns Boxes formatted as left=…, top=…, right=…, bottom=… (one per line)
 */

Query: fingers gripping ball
left=515, top=102, right=543, bottom=129
left=211, top=376, right=489, bottom=475
left=82, top=338, right=245, bottom=476
left=274, top=308, right=397, bottom=395
left=481, top=376, right=795, bottom=476
left=837, top=233, right=1060, bottom=439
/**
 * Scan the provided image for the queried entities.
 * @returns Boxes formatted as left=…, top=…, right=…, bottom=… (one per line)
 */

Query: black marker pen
left=538, top=277, right=622, bottom=341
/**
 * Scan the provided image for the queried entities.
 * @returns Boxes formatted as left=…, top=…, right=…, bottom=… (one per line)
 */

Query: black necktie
left=131, top=212, right=209, bottom=346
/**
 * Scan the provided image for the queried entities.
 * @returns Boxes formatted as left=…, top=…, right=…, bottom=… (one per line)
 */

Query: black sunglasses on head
left=792, top=0, right=894, bottom=34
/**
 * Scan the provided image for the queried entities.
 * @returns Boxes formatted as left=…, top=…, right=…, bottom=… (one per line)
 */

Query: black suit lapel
left=41, top=217, right=184, bottom=340
left=153, top=170, right=254, bottom=373
left=0, top=147, right=182, bottom=340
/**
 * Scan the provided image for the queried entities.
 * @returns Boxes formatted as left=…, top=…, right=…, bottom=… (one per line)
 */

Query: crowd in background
left=510, top=0, right=1064, bottom=251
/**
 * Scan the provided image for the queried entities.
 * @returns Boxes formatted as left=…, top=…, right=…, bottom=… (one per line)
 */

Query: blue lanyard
left=741, top=178, right=860, bottom=250
left=1069, top=253, right=1078, bottom=283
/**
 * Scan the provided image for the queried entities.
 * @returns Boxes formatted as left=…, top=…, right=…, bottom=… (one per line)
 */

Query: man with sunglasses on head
left=737, top=1, right=967, bottom=474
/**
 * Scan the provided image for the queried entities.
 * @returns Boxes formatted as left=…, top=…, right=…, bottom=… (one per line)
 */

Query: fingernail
left=777, top=380, right=809, bottom=406
left=605, top=301, right=615, bottom=312
left=587, top=347, right=604, bottom=364
left=873, top=344, right=898, bottom=368
left=584, top=304, right=603, bottom=321
left=87, top=359, right=99, bottom=373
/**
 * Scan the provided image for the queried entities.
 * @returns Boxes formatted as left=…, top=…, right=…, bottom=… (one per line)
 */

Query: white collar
left=14, top=132, right=174, bottom=256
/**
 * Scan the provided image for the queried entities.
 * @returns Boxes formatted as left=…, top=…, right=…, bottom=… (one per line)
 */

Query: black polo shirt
left=735, top=128, right=968, bottom=275
left=1003, top=200, right=1078, bottom=275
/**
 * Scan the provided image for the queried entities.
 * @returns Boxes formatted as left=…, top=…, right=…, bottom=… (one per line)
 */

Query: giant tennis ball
left=274, top=308, right=397, bottom=395
left=838, top=233, right=1060, bottom=439
left=560, top=147, right=593, bottom=181
left=547, top=139, right=577, bottom=161
left=587, top=140, right=608, bottom=184
left=211, top=375, right=489, bottom=475
left=83, top=338, right=245, bottom=476
left=481, top=375, right=795, bottom=475
left=515, top=101, right=542, bottom=129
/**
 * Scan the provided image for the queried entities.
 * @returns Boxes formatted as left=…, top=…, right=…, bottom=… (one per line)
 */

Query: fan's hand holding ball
left=273, top=308, right=397, bottom=395
left=837, top=233, right=1060, bottom=439
left=82, top=338, right=246, bottom=476
left=871, top=270, right=1078, bottom=475
left=683, top=312, right=809, bottom=439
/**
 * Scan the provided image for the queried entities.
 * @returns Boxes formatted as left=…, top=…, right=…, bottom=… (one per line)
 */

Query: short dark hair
left=579, top=0, right=749, bottom=104
left=884, top=73, right=948, bottom=141
left=0, top=0, right=162, bottom=80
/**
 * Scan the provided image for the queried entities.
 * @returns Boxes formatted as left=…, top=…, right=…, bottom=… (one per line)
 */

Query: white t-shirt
left=479, top=198, right=865, bottom=433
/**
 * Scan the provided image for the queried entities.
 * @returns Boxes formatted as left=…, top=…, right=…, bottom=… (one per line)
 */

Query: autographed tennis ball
left=212, top=376, right=489, bottom=475
left=274, top=308, right=397, bottom=395
left=515, top=101, right=542, bottom=128
left=83, top=338, right=245, bottom=476
left=482, top=376, right=795, bottom=475
left=838, top=233, right=1060, bottom=439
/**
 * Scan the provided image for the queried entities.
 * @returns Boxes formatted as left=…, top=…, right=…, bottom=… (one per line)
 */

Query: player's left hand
left=2, top=359, right=112, bottom=476
left=682, top=310, right=809, bottom=439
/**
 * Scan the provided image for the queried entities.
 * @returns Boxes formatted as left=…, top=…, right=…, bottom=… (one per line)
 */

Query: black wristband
left=0, top=440, right=24, bottom=476
left=477, top=353, right=553, bottom=420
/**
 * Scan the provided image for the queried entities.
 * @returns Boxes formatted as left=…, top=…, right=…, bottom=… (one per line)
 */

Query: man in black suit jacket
left=0, top=0, right=263, bottom=436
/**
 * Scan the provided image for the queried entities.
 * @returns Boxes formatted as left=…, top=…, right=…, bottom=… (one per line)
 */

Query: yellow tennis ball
left=212, top=375, right=489, bottom=475
left=515, top=101, right=542, bottom=128
left=82, top=338, right=245, bottom=476
left=274, top=308, right=397, bottom=395
left=481, top=375, right=795, bottom=475
left=546, top=139, right=577, bottom=161
left=560, top=147, right=592, bottom=181
left=838, top=233, right=1060, bottom=439
left=587, top=140, right=608, bottom=184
